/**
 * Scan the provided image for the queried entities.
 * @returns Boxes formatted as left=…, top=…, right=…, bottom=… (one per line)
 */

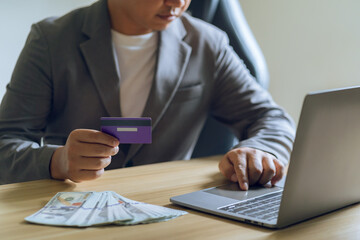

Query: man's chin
left=150, top=17, right=180, bottom=31
left=151, top=23, right=172, bottom=32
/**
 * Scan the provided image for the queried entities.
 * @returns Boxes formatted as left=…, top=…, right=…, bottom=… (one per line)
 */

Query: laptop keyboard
left=218, top=191, right=283, bottom=221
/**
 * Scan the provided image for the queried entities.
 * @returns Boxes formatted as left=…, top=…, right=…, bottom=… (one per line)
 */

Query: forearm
left=212, top=35, right=296, bottom=164
left=234, top=111, right=295, bottom=165
left=212, top=78, right=296, bottom=164
left=0, top=136, right=59, bottom=184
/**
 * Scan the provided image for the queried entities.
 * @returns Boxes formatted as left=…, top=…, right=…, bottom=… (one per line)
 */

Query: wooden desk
left=1, top=155, right=360, bottom=240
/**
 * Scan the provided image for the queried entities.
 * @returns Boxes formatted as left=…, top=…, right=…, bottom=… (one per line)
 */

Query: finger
left=258, top=156, right=276, bottom=185
left=271, top=159, right=285, bottom=185
left=247, top=152, right=263, bottom=186
left=70, top=129, right=119, bottom=147
left=72, top=156, right=112, bottom=171
left=70, top=141, right=119, bottom=158
left=71, top=169, right=105, bottom=182
left=219, top=155, right=237, bottom=182
left=229, top=151, right=248, bottom=191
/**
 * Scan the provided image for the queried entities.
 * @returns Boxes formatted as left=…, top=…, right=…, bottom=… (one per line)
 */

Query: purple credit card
left=101, top=117, right=152, bottom=144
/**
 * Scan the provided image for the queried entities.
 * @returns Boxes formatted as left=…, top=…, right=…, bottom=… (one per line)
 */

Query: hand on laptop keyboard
left=218, top=147, right=285, bottom=191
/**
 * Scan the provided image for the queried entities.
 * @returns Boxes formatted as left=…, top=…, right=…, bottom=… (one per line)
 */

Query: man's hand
left=50, top=129, right=119, bottom=182
left=218, top=147, right=285, bottom=191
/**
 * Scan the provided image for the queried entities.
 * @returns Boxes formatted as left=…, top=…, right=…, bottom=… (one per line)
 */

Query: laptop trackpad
left=205, top=183, right=283, bottom=201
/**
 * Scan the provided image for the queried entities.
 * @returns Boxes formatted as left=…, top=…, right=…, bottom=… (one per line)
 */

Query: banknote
left=25, top=191, right=187, bottom=227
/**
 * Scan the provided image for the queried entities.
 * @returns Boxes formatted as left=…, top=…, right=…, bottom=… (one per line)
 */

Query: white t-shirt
left=111, top=30, right=158, bottom=117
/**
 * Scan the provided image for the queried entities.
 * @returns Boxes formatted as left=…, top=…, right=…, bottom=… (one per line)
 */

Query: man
left=0, top=0, right=295, bottom=190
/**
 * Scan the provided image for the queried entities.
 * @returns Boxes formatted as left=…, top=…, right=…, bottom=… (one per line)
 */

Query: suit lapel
left=125, top=19, right=192, bottom=163
left=80, top=0, right=121, bottom=117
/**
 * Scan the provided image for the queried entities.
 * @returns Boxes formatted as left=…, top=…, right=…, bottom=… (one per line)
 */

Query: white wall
left=1, top=0, right=359, bottom=123
left=240, top=0, right=360, bottom=122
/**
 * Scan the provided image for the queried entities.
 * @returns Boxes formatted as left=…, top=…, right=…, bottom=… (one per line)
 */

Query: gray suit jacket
left=0, top=0, right=295, bottom=184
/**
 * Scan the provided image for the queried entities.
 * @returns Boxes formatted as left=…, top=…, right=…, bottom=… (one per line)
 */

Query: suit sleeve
left=211, top=33, right=296, bottom=164
left=0, top=24, right=59, bottom=184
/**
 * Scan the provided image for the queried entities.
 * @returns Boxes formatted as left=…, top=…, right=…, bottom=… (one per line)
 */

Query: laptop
left=170, top=86, right=360, bottom=228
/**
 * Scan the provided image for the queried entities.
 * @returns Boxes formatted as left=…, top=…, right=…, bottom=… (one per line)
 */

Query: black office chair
left=188, top=0, right=270, bottom=158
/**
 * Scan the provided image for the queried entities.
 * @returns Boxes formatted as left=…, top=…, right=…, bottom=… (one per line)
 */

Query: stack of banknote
left=25, top=191, right=187, bottom=227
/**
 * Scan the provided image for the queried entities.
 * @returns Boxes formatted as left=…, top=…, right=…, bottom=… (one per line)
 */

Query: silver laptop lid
left=277, top=86, right=360, bottom=228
